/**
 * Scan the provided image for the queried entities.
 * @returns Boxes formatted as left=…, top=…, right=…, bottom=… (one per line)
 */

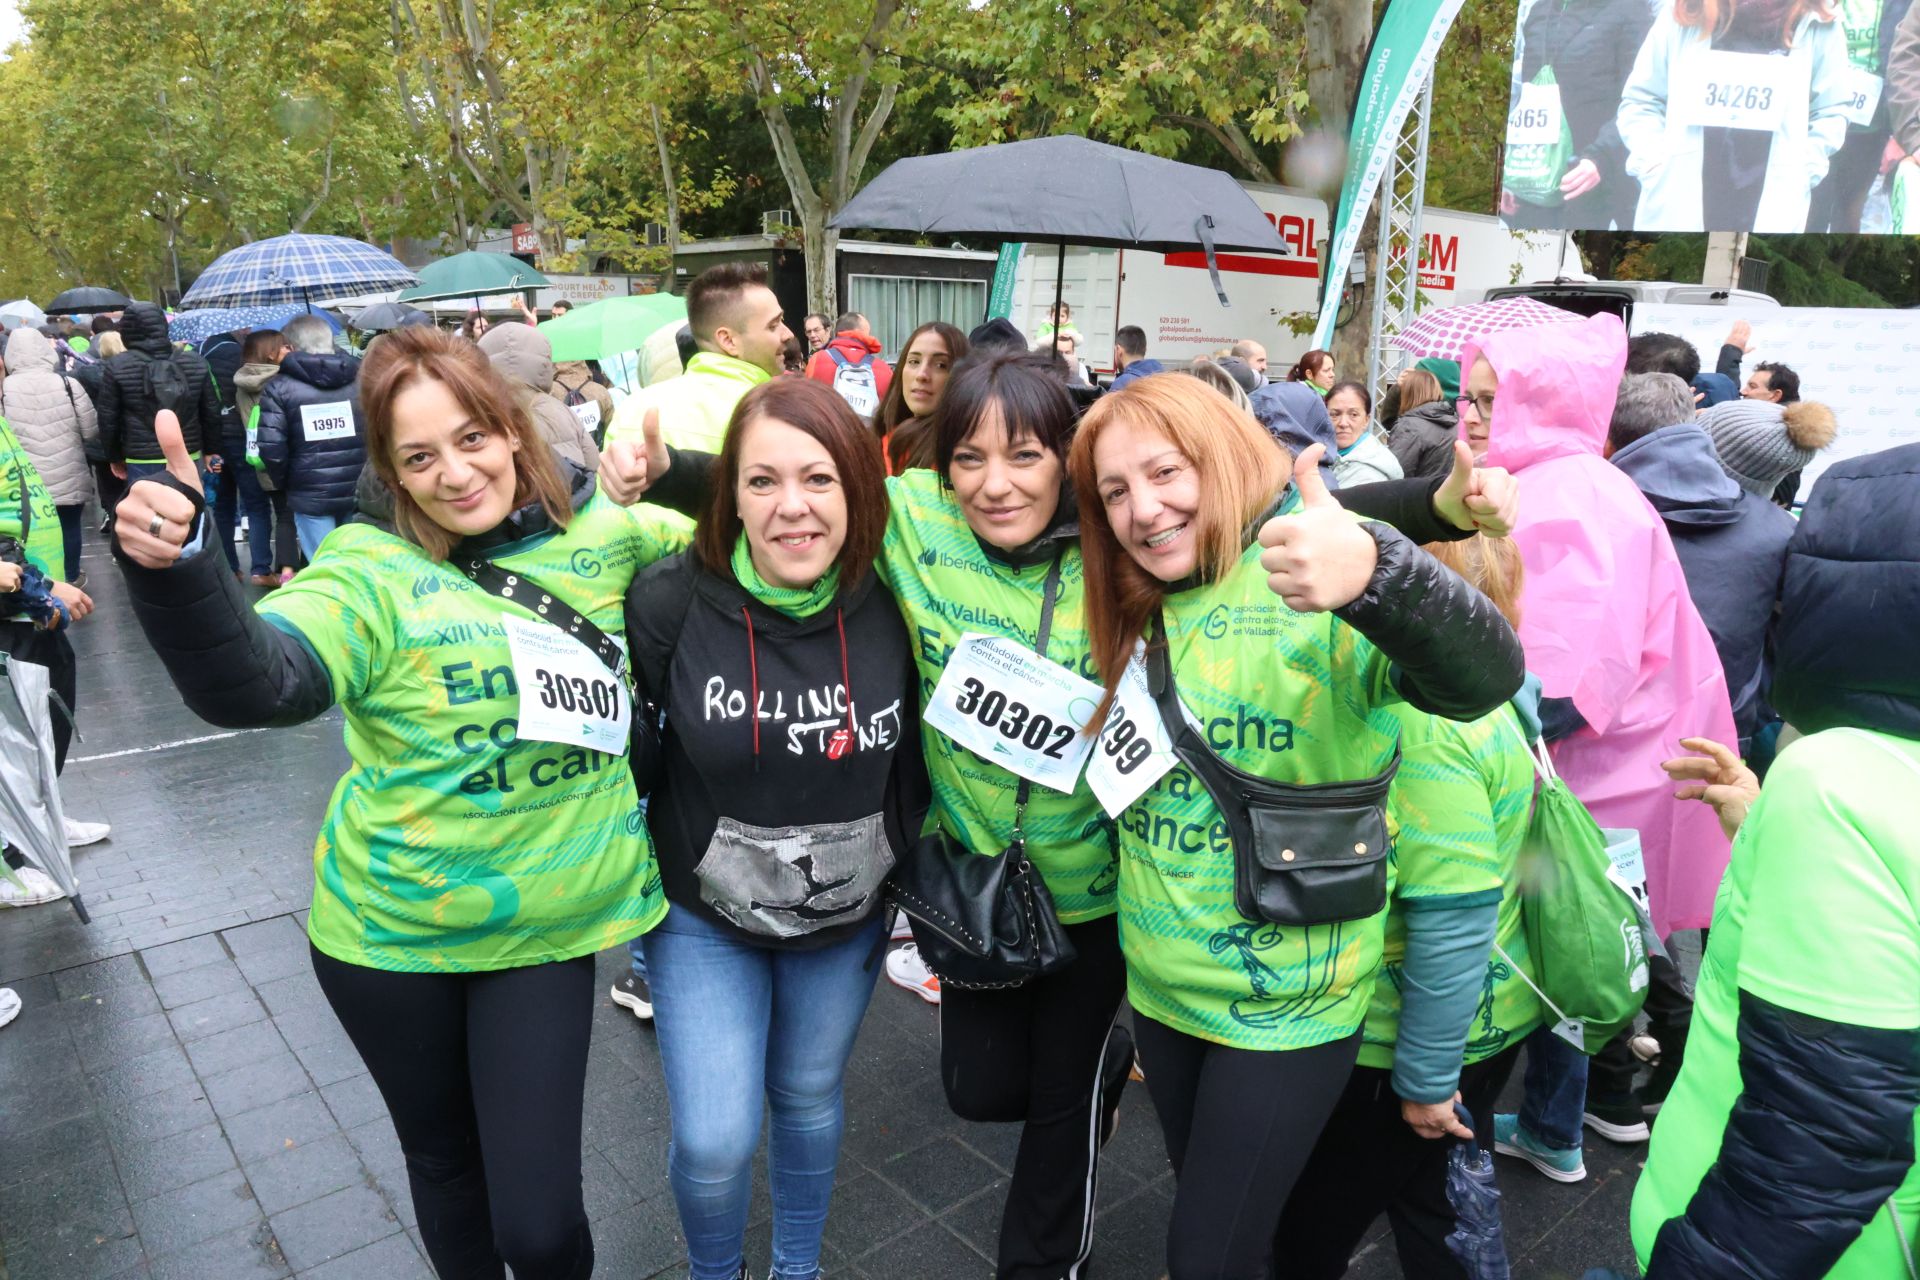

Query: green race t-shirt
left=258, top=492, right=690, bottom=973
left=1633, top=728, right=1920, bottom=1277
left=1117, top=538, right=1403, bottom=1051
left=875, top=469, right=1118, bottom=923
left=0, top=417, right=62, bottom=582
left=1360, top=702, right=1541, bottom=1071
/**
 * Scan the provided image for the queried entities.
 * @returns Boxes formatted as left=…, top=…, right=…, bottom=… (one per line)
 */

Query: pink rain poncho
left=1466, top=313, right=1735, bottom=936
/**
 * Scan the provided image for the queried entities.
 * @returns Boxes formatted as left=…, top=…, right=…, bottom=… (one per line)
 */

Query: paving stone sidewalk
left=0, top=538, right=1644, bottom=1279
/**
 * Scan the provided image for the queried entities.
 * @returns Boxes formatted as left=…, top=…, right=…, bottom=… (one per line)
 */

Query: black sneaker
left=610, top=974, right=654, bottom=1021
left=1582, top=1092, right=1650, bottom=1143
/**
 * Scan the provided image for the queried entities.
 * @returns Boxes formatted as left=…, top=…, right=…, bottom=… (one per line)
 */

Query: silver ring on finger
left=147, top=512, right=166, bottom=538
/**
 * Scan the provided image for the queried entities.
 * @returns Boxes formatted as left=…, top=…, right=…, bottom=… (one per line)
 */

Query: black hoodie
left=627, top=552, right=929, bottom=949
left=97, top=302, right=222, bottom=465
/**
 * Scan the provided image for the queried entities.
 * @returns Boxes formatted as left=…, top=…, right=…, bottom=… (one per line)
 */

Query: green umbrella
left=539, top=293, right=688, bottom=362
left=396, top=251, right=551, bottom=304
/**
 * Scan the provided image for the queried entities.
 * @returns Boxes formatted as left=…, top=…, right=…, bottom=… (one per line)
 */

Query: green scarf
left=731, top=533, right=840, bottom=618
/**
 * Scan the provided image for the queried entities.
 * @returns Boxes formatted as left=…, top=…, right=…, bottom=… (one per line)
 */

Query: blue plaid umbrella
left=181, top=233, right=416, bottom=309
left=168, top=303, right=342, bottom=347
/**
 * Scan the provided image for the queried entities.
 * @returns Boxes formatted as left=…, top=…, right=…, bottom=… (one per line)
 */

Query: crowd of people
left=0, top=260, right=1914, bottom=1280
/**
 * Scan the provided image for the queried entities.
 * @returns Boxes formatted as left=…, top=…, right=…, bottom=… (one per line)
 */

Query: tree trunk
left=1304, top=0, right=1373, bottom=137
left=800, top=199, right=837, bottom=318
left=1330, top=211, right=1378, bottom=376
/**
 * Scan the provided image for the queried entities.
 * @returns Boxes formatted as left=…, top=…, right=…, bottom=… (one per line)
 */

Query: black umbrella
left=831, top=135, right=1291, bottom=330
left=352, top=301, right=428, bottom=332
left=43, top=286, right=133, bottom=314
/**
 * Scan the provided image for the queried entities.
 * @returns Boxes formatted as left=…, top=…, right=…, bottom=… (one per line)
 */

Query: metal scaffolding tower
left=1366, top=75, right=1435, bottom=404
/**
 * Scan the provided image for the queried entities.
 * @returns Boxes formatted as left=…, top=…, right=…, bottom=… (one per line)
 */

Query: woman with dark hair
left=460, top=308, right=491, bottom=343
left=1385, top=365, right=1462, bottom=481
left=1326, top=380, right=1405, bottom=487
left=872, top=320, right=967, bottom=473
left=623, top=377, right=927, bottom=1280
left=110, top=325, right=691, bottom=1280
left=1286, top=348, right=1337, bottom=393
left=1066, top=375, right=1523, bottom=1279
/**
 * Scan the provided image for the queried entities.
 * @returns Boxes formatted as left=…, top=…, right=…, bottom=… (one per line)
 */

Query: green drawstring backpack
left=1495, top=735, right=1651, bottom=1054
left=1505, top=66, right=1577, bottom=208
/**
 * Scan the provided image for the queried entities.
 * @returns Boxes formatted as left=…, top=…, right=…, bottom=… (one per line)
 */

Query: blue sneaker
left=1493, top=1112, right=1587, bottom=1183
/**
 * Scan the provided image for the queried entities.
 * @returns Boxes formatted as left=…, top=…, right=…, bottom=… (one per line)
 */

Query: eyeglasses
left=1455, top=394, right=1495, bottom=419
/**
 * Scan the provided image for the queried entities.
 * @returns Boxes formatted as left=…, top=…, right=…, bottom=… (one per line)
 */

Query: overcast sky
left=0, top=0, right=22, bottom=55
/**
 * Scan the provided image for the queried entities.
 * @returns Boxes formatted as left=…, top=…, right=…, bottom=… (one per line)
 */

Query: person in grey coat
left=1605, top=374, right=1806, bottom=749
left=2, top=327, right=98, bottom=581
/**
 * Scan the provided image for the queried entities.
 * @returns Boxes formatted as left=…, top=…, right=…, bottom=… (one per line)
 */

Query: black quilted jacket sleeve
left=1647, top=992, right=1920, bottom=1278
left=1333, top=523, right=1525, bottom=721
left=644, top=446, right=718, bottom=518
left=1335, top=474, right=1469, bottom=546
left=116, top=539, right=335, bottom=728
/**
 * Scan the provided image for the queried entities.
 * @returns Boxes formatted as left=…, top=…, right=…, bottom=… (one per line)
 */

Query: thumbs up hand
left=599, top=408, right=669, bottom=506
left=1257, top=444, right=1379, bottom=613
left=1432, top=440, right=1519, bottom=537
left=114, top=409, right=205, bottom=570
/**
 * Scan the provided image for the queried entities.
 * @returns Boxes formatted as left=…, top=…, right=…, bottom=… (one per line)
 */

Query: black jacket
left=627, top=553, right=929, bottom=950
left=1773, top=442, right=1920, bottom=740
left=256, top=350, right=365, bottom=515
left=199, top=333, right=246, bottom=456
left=1609, top=422, right=1793, bottom=745
left=1518, top=0, right=1655, bottom=182
left=1386, top=399, right=1460, bottom=482
left=97, top=302, right=222, bottom=465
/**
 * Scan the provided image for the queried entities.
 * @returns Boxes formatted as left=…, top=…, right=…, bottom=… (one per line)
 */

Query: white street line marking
left=72, top=728, right=270, bottom=763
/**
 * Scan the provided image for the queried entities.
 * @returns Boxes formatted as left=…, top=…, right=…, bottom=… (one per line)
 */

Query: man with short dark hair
left=1625, top=331, right=1702, bottom=383
left=549, top=299, right=573, bottom=318
left=606, top=261, right=793, bottom=453
left=803, top=312, right=831, bottom=354
left=806, top=311, right=892, bottom=417
left=1743, top=361, right=1800, bottom=404
left=1109, top=324, right=1164, bottom=390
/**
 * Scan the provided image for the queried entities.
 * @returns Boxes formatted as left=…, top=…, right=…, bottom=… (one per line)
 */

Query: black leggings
left=1274, top=1044, right=1523, bottom=1278
left=1134, top=1016, right=1360, bottom=1280
left=939, top=913, right=1131, bottom=1280
left=310, top=946, right=596, bottom=1280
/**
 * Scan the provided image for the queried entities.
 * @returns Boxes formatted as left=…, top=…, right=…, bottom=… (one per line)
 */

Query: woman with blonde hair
left=1278, top=531, right=1545, bottom=1278
left=1066, top=375, right=1524, bottom=1278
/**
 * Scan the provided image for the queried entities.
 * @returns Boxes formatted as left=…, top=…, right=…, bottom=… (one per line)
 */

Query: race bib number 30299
left=503, top=614, right=630, bottom=756
left=299, top=400, right=357, bottom=443
left=1083, top=652, right=1178, bottom=818
left=923, top=633, right=1101, bottom=793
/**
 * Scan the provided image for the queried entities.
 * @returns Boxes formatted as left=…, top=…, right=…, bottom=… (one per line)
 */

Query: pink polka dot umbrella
left=1390, top=296, right=1583, bottom=362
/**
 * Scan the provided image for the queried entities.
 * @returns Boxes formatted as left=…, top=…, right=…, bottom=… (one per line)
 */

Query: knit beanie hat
left=1704, top=399, right=1837, bottom=496
left=1414, top=357, right=1461, bottom=400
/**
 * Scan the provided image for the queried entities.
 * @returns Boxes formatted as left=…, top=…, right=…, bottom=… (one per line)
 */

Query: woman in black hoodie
left=624, top=377, right=928, bottom=1280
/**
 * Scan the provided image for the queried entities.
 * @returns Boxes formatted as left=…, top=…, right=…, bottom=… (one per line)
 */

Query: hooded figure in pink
left=1463, top=313, right=1734, bottom=936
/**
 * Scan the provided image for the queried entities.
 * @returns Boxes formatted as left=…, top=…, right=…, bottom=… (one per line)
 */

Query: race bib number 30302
left=503, top=614, right=631, bottom=756
left=923, top=633, right=1102, bottom=792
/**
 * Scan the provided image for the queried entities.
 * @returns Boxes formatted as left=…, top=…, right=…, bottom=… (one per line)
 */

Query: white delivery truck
left=1004, top=181, right=1576, bottom=375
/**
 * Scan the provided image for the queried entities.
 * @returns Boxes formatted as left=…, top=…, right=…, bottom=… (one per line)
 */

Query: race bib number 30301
left=503, top=614, right=631, bottom=756
left=923, top=633, right=1102, bottom=792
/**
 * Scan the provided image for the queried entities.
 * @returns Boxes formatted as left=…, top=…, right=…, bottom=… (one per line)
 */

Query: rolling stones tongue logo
left=827, top=728, right=853, bottom=760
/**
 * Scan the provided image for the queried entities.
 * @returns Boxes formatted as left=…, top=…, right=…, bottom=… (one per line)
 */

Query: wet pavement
left=0, top=532, right=1645, bottom=1278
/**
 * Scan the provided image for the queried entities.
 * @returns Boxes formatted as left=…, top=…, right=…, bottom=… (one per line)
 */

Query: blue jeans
left=1518, top=1024, right=1589, bottom=1151
left=212, top=461, right=274, bottom=576
left=648, top=905, right=884, bottom=1280
left=293, top=510, right=342, bottom=560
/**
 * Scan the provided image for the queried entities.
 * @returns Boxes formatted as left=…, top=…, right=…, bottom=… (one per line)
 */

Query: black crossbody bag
left=1145, top=611, right=1398, bottom=927
left=888, top=551, right=1078, bottom=988
left=460, top=557, right=662, bottom=773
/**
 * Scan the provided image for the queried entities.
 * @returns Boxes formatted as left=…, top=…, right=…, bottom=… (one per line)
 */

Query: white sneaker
left=890, top=911, right=914, bottom=942
left=884, top=944, right=941, bottom=1005
left=0, top=867, right=65, bottom=906
left=0, top=988, right=19, bottom=1028
left=64, top=818, right=110, bottom=847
